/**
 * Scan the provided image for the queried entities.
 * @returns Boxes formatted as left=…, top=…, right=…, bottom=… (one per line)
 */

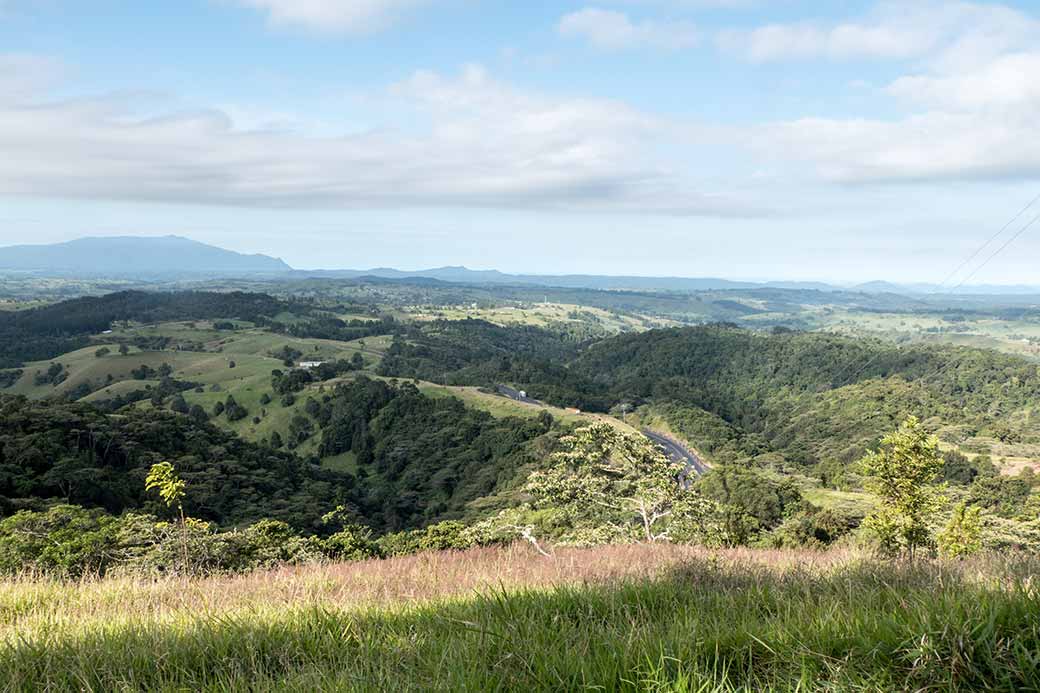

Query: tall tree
left=523, top=423, right=717, bottom=545
left=859, top=416, right=946, bottom=558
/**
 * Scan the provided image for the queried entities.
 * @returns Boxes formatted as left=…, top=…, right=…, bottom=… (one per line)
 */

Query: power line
left=911, top=209, right=1040, bottom=388
left=828, top=194, right=1040, bottom=390
left=933, top=191, right=1040, bottom=290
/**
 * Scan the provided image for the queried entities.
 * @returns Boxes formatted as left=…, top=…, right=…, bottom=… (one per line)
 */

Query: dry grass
left=0, top=544, right=857, bottom=644
left=2, top=544, right=1038, bottom=691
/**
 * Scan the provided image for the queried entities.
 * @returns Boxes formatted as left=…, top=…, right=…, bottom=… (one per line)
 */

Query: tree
left=224, top=395, right=248, bottom=422
left=94, top=347, right=110, bottom=358
left=170, top=395, right=189, bottom=414
left=188, top=404, right=208, bottom=425
left=524, top=423, right=708, bottom=545
left=937, top=502, right=983, bottom=559
left=859, top=416, right=946, bottom=558
left=145, top=462, right=189, bottom=571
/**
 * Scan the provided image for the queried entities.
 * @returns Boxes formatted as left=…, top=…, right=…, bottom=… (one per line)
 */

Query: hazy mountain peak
left=0, top=235, right=292, bottom=277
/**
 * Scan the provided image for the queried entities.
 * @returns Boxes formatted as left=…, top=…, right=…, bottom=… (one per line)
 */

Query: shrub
left=937, top=502, right=983, bottom=559
left=224, top=395, right=249, bottom=422
left=324, top=525, right=381, bottom=561
left=967, top=476, right=1031, bottom=518
left=378, top=521, right=474, bottom=557
left=696, top=466, right=802, bottom=531
left=0, top=505, right=122, bottom=578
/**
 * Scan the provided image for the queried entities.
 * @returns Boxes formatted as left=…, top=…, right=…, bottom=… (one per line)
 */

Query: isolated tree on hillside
left=188, top=404, right=208, bottom=425
left=859, top=416, right=946, bottom=559
left=169, top=395, right=189, bottom=414
left=145, top=462, right=189, bottom=571
left=524, top=423, right=714, bottom=544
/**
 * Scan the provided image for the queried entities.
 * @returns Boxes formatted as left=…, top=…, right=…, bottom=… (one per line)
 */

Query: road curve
left=496, top=385, right=543, bottom=406
left=642, top=429, right=709, bottom=482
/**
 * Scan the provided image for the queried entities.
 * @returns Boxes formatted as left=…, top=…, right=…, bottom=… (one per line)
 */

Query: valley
left=1, top=274, right=1039, bottom=691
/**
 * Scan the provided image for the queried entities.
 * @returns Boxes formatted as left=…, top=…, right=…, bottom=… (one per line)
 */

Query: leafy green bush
left=0, top=505, right=122, bottom=577
left=325, top=525, right=381, bottom=561
left=967, top=476, right=1031, bottom=519
left=378, top=521, right=474, bottom=556
left=769, top=506, right=856, bottom=549
left=937, top=502, right=983, bottom=559
left=695, top=466, right=802, bottom=531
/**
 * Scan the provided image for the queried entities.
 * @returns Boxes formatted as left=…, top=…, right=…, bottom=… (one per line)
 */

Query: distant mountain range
left=1, top=236, right=1037, bottom=295
left=0, top=236, right=291, bottom=277
left=303, top=266, right=1040, bottom=296
left=304, top=266, right=839, bottom=292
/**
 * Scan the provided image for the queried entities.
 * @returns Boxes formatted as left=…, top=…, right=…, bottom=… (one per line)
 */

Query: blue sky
left=1, top=0, right=1039, bottom=283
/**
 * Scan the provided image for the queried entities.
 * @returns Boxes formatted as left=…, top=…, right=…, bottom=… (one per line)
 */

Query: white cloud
left=608, top=0, right=755, bottom=8
left=0, top=53, right=63, bottom=99
left=558, top=8, right=699, bottom=51
left=230, top=0, right=430, bottom=34
left=737, top=2, right=1040, bottom=185
left=888, top=52, right=1040, bottom=111
left=0, top=57, right=758, bottom=217
left=717, top=1, right=1037, bottom=64
left=719, top=21, right=927, bottom=62
left=760, top=112, right=1040, bottom=184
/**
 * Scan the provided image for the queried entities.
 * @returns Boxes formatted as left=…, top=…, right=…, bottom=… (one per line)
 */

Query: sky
left=1, top=0, right=1040, bottom=283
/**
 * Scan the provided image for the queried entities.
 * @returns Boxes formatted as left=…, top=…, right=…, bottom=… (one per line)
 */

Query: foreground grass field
left=2, top=545, right=1038, bottom=692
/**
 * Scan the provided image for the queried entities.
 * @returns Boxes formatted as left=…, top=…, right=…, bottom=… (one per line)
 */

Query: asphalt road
left=493, top=384, right=707, bottom=481
left=496, top=385, right=543, bottom=406
left=642, top=430, right=708, bottom=482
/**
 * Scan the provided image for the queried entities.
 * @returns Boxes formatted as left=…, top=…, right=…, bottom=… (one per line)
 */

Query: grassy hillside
left=4, top=321, right=396, bottom=457
left=2, top=545, right=1037, bottom=691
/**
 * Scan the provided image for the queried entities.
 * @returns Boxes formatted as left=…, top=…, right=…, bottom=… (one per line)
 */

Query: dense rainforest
left=379, top=319, right=613, bottom=410
left=314, top=376, right=557, bottom=531
left=0, top=375, right=557, bottom=534
left=567, top=326, right=1040, bottom=468
left=383, top=321, right=1040, bottom=472
left=0, top=395, right=349, bottom=530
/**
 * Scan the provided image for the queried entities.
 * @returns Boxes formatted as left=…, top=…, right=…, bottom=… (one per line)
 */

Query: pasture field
left=403, top=301, right=676, bottom=334
left=819, top=310, right=1040, bottom=360
left=1, top=544, right=1037, bottom=692
left=413, top=381, right=636, bottom=431
left=5, top=322, right=397, bottom=457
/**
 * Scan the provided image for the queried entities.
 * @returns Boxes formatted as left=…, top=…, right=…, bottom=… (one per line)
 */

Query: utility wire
left=828, top=195, right=1040, bottom=390
left=933, top=191, right=1040, bottom=290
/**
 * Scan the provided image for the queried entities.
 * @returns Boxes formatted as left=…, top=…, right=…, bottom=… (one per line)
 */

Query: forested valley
left=1, top=285, right=1038, bottom=580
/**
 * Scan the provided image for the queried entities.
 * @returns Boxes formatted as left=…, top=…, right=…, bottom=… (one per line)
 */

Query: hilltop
left=0, top=236, right=291, bottom=277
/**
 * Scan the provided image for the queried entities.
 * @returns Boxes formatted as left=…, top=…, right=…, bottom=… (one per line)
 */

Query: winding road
left=496, top=385, right=543, bottom=406
left=642, top=430, right=708, bottom=485
left=492, top=383, right=708, bottom=482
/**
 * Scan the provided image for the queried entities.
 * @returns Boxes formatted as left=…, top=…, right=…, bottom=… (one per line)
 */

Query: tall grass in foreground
left=1, top=545, right=1038, bottom=692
